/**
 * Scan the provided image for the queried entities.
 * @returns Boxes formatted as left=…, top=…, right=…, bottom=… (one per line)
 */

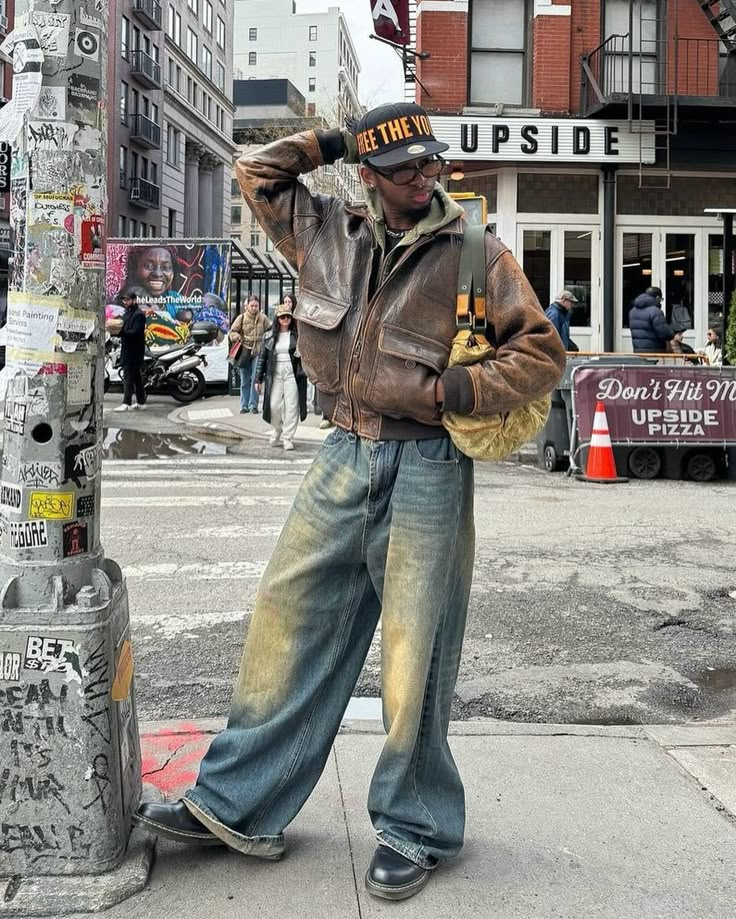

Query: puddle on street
left=103, top=427, right=228, bottom=460
left=691, top=667, right=736, bottom=692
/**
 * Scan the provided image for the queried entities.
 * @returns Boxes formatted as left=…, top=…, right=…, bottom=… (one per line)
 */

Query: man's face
left=560, top=297, right=574, bottom=312
left=363, top=156, right=439, bottom=222
left=247, top=299, right=259, bottom=315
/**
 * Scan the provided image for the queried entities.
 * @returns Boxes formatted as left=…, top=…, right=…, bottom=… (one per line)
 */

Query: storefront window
left=621, top=232, right=653, bottom=327
left=564, top=231, right=592, bottom=327
left=665, top=233, right=695, bottom=327
left=523, top=230, right=550, bottom=309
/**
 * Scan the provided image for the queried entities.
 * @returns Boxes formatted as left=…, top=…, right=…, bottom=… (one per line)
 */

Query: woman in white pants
left=255, top=303, right=307, bottom=451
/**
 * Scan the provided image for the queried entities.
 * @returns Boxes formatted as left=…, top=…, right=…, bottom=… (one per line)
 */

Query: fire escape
left=581, top=1, right=736, bottom=187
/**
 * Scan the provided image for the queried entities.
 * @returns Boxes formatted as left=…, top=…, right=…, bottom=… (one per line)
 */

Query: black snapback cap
left=353, top=102, right=449, bottom=168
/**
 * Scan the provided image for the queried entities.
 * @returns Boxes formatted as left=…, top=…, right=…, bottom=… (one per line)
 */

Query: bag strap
left=455, top=224, right=487, bottom=333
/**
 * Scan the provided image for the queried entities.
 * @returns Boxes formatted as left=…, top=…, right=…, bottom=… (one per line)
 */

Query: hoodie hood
left=361, top=178, right=465, bottom=249
left=632, top=292, right=659, bottom=310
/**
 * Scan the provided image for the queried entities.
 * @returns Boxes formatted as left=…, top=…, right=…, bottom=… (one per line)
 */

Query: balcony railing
left=133, top=0, right=163, bottom=30
left=129, top=113, right=161, bottom=148
left=581, top=35, right=736, bottom=115
left=128, top=177, right=161, bottom=209
left=130, top=50, right=161, bottom=89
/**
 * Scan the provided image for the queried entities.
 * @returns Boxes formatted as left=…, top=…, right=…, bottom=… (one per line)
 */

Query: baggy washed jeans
left=239, top=354, right=258, bottom=412
left=270, top=363, right=300, bottom=444
left=185, top=428, right=475, bottom=868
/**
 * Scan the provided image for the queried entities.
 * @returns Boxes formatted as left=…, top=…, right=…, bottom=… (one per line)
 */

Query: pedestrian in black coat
left=629, top=287, right=674, bottom=353
left=115, top=291, right=148, bottom=412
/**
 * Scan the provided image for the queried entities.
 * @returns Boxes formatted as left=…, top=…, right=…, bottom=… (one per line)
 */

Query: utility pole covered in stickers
left=0, top=0, right=146, bottom=894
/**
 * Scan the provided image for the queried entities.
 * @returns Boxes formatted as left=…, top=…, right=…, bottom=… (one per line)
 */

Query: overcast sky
left=295, top=0, right=406, bottom=107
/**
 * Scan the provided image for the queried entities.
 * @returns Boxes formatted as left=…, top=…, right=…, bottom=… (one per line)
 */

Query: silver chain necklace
left=385, top=226, right=408, bottom=239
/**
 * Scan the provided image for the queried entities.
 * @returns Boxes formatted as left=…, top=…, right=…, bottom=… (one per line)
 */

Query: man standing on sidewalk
left=229, top=295, right=271, bottom=413
left=135, top=103, right=565, bottom=900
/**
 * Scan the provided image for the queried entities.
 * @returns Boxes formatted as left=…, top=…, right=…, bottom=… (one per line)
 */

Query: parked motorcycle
left=108, top=325, right=215, bottom=403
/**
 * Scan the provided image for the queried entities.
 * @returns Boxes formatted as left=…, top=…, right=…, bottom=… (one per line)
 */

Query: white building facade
left=233, top=0, right=361, bottom=122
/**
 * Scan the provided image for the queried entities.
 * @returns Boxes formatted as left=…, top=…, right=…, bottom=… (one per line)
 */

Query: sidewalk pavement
left=169, top=394, right=539, bottom=463
left=90, top=717, right=736, bottom=918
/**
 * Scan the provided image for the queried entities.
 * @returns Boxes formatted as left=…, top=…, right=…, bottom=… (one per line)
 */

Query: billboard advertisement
left=105, top=241, right=231, bottom=347
left=574, top=367, right=736, bottom=445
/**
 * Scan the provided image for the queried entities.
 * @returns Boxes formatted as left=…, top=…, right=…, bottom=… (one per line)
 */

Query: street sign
left=370, top=0, right=410, bottom=45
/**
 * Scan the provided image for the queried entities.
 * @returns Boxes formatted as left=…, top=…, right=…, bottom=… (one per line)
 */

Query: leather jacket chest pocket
left=367, top=325, right=450, bottom=424
left=294, top=291, right=350, bottom=392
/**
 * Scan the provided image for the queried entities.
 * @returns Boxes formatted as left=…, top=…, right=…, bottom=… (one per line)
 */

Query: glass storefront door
left=518, top=224, right=597, bottom=350
left=617, top=227, right=712, bottom=351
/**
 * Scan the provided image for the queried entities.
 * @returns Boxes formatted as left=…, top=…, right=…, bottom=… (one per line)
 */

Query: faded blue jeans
left=238, top=354, right=258, bottom=412
left=185, top=428, right=475, bottom=868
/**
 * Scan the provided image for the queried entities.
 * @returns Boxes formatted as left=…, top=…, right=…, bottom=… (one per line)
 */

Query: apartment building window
left=470, top=0, right=529, bottom=106
left=217, top=16, right=225, bottom=48
left=121, top=16, right=130, bottom=57
left=251, top=231, right=260, bottom=247
left=120, top=81, right=129, bottom=123
left=309, top=51, right=316, bottom=67
left=187, top=28, right=198, bottom=62
left=130, top=218, right=138, bottom=236
left=249, top=51, right=257, bottom=66
left=216, top=61, right=225, bottom=91
left=168, top=208, right=177, bottom=236
left=141, top=156, right=149, bottom=180
left=231, top=177, right=239, bottom=195
left=131, top=88, right=139, bottom=117
left=168, top=56, right=175, bottom=86
left=231, top=205, right=242, bottom=224
left=249, top=27, right=257, bottom=40
left=118, top=215, right=127, bottom=237
left=133, top=26, right=141, bottom=52
left=119, top=146, right=127, bottom=188
left=166, top=123, right=180, bottom=165
left=150, top=161, right=158, bottom=184
left=140, top=222, right=147, bottom=236
left=307, top=102, right=316, bottom=115
left=309, top=25, right=317, bottom=41
left=204, top=0, right=213, bottom=32
left=604, top=0, right=658, bottom=94
left=187, top=0, right=198, bottom=14
left=308, top=77, right=316, bottom=92
left=202, top=45, right=212, bottom=79
left=168, top=6, right=181, bottom=44
left=131, top=150, right=139, bottom=177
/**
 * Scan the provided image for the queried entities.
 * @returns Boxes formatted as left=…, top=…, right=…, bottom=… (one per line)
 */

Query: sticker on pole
left=63, top=520, right=88, bottom=557
left=111, top=640, right=134, bottom=701
left=28, top=490, right=74, bottom=520
left=0, top=651, right=22, bottom=682
left=23, top=635, right=83, bottom=682
left=9, top=520, right=48, bottom=548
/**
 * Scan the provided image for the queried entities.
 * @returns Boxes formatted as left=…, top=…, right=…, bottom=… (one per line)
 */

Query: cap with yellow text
left=352, top=102, right=449, bottom=168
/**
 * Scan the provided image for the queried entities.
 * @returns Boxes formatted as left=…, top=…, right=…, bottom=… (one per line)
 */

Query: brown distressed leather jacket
left=236, top=129, right=566, bottom=440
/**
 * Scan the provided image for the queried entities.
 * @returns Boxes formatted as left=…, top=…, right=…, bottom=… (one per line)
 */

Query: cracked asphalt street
left=102, top=398, right=736, bottom=726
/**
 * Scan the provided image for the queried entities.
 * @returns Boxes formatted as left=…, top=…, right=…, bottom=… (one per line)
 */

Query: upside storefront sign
left=574, top=367, right=736, bottom=443
left=370, top=0, right=410, bottom=45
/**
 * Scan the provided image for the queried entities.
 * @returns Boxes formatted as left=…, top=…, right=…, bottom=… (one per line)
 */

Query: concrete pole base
left=0, top=786, right=160, bottom=917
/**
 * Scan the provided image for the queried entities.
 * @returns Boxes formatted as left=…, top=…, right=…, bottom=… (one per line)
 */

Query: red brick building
left=415, top=0, right=736, bottom=351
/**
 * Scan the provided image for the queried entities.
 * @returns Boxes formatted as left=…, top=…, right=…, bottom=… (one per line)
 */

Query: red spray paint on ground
left=140, top=721, right=215, bottom=798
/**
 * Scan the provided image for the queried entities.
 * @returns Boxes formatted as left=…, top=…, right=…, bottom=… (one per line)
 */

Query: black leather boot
left=365, top=845, right=432, bottom=900
left=133, top=800, right=225, bottom=846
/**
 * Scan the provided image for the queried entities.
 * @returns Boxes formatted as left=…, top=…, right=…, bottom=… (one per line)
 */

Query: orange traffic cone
left=575, top=401, right=628, bottom=484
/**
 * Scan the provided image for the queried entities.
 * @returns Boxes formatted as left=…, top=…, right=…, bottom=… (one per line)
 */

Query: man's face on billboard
left=136, top=248, right=175, bottom=296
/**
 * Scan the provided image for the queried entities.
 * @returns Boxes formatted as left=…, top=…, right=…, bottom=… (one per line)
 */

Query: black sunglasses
left=371, top=156, right=445, bottom=187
